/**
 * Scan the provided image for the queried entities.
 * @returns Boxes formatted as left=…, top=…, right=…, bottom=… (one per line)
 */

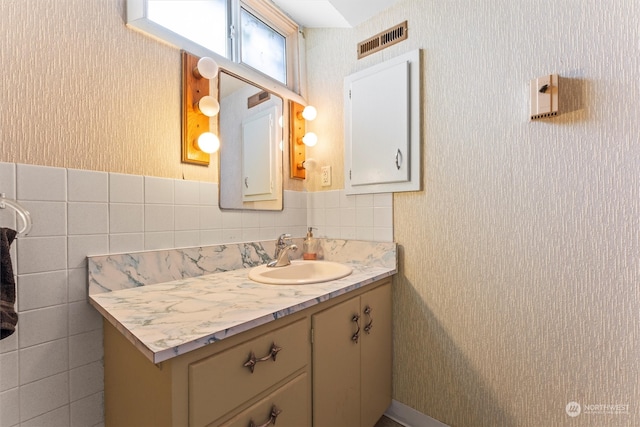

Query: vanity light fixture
left=197, top=132, right=220, bottom=154
left=181, top=51, right=220, bottom=165
left=301, top=132, right=318, bottom=147
left=193, top=56, right=218, bottom=79
left=289, top=101, right=318, bottom=179
left=300, top=105, right=317, bottom=121
left=195, top=95, right=220, bottom=117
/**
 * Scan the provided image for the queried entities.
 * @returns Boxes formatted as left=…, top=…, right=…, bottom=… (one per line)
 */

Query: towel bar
left=0, top=193, right=32, bottom=236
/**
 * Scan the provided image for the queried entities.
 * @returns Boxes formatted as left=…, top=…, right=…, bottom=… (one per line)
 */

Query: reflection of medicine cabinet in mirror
left=344, top=49, right=421, bottom=195
left=241, top=106, right=278, bottom=202
left=219, top=71, right=284, bottom=211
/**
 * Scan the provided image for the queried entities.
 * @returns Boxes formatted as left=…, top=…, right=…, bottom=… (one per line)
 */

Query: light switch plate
left=321, top=166, right=331, bottom=187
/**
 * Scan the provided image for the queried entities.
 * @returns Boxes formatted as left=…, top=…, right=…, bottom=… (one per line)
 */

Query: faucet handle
left=276, top=233, right=292, bottom=245
left=274, top=233, right=292, bottom=259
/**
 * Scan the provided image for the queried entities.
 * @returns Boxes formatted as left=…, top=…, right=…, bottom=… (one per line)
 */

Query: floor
left=375, top=415, right=404, bottom=427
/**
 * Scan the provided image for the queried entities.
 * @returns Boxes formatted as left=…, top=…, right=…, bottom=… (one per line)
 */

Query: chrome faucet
left=268, top=234, right=297, bottom=267
left=273, top=233, right=291, bottom=258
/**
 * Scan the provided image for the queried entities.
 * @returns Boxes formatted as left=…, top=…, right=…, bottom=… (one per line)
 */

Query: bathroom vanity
left=88, top=240, right=396, bottom=427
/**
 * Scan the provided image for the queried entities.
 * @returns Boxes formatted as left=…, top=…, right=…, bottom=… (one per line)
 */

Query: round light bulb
left=301, top=105, right=317, bottom=121
left=197, top=132, right=220, bottom=153
left=193, top=57, right=218, bottom=79
left=302, top=132, right=318, bottom=147
left=196, top=96, right=220, bottom=117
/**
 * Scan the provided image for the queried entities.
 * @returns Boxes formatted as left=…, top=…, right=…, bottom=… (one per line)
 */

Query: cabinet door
left=344, top=49, right=421, bottom=195
left=312, top=297, right=361, bottom=427
left=360, top=283, right=392, bottom=427
left=218, top=373, right=310, bottom=427
left=348, top=60, right=410, bottom=187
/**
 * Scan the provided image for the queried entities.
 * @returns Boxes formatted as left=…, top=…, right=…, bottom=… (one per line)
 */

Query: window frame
left=237, top=6, right=287, bottom=84
left=234, top=0, right=299, bottom=89
left=126, top=0, right=304, bottom=102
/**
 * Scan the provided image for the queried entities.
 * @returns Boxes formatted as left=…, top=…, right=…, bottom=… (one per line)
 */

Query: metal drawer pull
left=364, top=306, right=373, bottom=334
left=351, top=314, right=360, bottom=344
left=243, top=343, right=283, bottom=373
left=249, top=405, right=282, bottom=427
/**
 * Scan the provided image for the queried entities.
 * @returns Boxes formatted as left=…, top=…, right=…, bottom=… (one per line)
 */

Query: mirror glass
left=218, top=70, right=284, bottom=211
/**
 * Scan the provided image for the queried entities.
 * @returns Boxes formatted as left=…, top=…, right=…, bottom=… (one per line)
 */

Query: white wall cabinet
left=102, top=279, right=391, bottom=427
left=344, top=49, right=421, bottom=195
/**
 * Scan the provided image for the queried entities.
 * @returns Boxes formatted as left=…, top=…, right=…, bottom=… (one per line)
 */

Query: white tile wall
left=144, top=176, right=174, bottom=204
left=109, top=173, right=143, bottom=203
left=109, top=204, right=144, bottom=234
left=0, top=352, right=18, bottom=392
left=307, top=190, right=393, bottom=242
left=67, top=170, right=108, bottom=203
left=0, top=388, right=19, bottom=426
left=174, top=180, right=200, bottom=205
left=69, top=392, right=102, bottom=427
left=0, top=161, right=393, bottom=425
left=67, top=203, right=109, bottom=235
left=18, top=202, right=66, bottom=237
left=21, top=405, right=69, bottom=427
left=17, top=271, right=68, bottom=312
left=19, top=339, right=68, bottom=385
left=16, top=164, right=66, bottom=202
left=144, top=204, right=174, bottom=232
left=19, top=372, right=69, bottom=421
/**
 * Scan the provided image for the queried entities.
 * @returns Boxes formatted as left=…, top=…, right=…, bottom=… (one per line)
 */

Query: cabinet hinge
left=310, top=328, right=314, bottom=344
left=349, top=89, right=352, bottom=99
left=349, top=169, right=352, bottom=180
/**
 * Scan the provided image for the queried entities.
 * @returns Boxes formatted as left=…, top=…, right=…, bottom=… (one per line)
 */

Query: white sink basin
left=249, top=260, right=353, bottom=285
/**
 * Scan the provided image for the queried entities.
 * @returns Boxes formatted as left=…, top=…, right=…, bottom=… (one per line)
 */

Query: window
left=147, top=0, right=228, bottom=57
left=127, top=0, right=300, bottom=92
left=240, top=7, right=286, bottom=84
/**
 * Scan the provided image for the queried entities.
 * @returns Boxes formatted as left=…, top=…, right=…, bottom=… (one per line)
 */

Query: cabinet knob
left=249, top=405, right=282, bottom=427
left=243, top=343, right=283, bottom=373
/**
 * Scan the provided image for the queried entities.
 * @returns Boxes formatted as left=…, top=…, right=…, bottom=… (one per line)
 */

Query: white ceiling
left=271, top=0, right=401, bottom=28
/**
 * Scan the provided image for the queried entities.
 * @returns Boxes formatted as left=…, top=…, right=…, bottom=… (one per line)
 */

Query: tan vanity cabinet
left=312, top=281, right=392, bottom=427
left=104, top=315, right=311, bottom=427
left=103, top=278, right=391, bottom=427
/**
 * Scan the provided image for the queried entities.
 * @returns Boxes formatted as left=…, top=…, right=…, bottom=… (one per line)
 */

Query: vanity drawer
left=188, top=318, right=309, bottom=427
left=217, top=372, right=310, bottom=427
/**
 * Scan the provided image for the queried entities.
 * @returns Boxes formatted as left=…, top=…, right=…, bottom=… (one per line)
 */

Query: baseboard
left=384, top=400, right=449, bottom=427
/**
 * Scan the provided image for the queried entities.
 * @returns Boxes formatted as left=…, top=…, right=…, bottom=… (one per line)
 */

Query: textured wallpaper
left=307, top=0, right=639, bottom=426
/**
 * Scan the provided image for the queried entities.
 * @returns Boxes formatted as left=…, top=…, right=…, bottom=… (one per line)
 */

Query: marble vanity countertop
left=89, top=261, right=395, bottom=364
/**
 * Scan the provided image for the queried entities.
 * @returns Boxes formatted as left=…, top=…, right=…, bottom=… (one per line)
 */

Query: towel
left=1, top=227, right=18, bottom=340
